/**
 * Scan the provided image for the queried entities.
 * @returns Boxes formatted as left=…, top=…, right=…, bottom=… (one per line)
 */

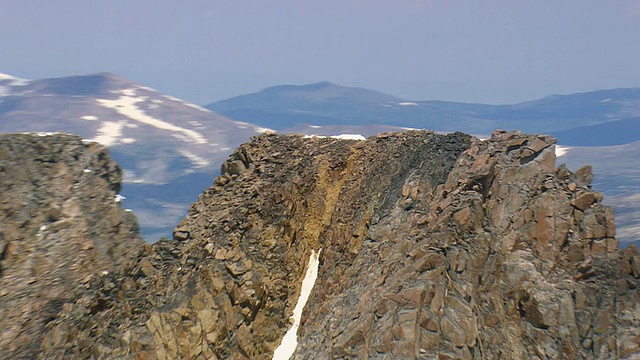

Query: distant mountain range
left=207, top=82, right=640, bottom=141
left=0, top=72, right=264, bottom=240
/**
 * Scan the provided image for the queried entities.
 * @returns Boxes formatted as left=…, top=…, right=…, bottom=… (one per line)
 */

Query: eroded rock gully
left=2, top=130, right=639, bottom=359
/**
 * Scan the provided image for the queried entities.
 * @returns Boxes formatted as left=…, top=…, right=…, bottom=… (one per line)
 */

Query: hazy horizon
left=2, top=1, right=639, bottom=105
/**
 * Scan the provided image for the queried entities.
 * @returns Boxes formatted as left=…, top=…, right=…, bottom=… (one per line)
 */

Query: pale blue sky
left=1, top=0, right=639, bottom=104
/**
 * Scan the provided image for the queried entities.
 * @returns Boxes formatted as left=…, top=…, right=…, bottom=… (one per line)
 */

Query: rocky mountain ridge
left=207, top=82, right=640, bottom=248
left=1, top=130, right=639, bottom=359
left=0, top=134, right=143, bottom=358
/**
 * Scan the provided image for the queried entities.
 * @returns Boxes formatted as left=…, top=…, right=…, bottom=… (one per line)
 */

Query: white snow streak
left=120, top=88, right=136, bottom=97
left=555, top=145, right=571, bottom=157
left=234, top=121, right=250, bottom=129
left=89, top=121, right=125, bottom=146
left=178, top=149, right=210, bottom=168
left=138, top=86, right=157, bottom=92
left=333, top=134, right=366, bottom=140
left=0, top=72, right=30, bottom=86
left=96, top=95, right=207, bottom=144
left=303, top=134, right=366, bottom=140
left=254, top=126, right=274, bottom=133
left=161, top=94, right=211, bottom=113
left=81, top=115, right=98, bottom=121
left=272, top=249, right=322, bottom=360
left=184, top=102, right=212, bottom=113
left=398, top=101, right=418, bottom=106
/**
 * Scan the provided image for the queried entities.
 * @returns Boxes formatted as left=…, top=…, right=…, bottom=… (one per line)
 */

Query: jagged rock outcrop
left=0, top=134, right=143, bottom=359
left=5, top=130, right=640, bottom=359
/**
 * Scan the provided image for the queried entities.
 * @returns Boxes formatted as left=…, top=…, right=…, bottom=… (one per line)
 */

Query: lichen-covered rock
left=0, top=133, right=142, bottom=359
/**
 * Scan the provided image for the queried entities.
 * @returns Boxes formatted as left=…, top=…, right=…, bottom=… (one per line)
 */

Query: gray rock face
left=0, top=134, right=142, bottom=359
left=1, top=130, right=639, bottom=359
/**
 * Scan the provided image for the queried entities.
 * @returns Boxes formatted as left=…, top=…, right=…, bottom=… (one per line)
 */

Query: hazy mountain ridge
left=207, top=82, right=640, bottom=135
left=550, top=117, right=640, bottom=146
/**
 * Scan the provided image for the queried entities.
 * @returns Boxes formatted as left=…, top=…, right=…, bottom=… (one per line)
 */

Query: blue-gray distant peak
left=27, top=72, right=136, bottom=97
left=262, top=81, right=337, bottom=93
left=207, top=83, right=640, bottom=135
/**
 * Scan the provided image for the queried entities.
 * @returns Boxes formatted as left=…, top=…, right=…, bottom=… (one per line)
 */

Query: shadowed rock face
left=0, top=134, right=142, bottom=359
left=3, top=130, right=639, bottom=359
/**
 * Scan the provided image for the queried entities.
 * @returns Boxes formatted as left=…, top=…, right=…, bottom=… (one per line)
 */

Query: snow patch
left=272, top=249, right=322, bottom=360
left=254, top=126, right=274, bottom=133
left=555, top=145, right=571, bottom=157
left=114, top=194, right=126, bottom=203
left=184, top=102, right=212, bottom=113
left=81, top=115, right=98, bottom=121
left=121, top=138, right=136, bottom=144
left=35, top=132, right=58, bottom=137
left=398, top=101, right=418, bottom=106
left=0, top=72, right=17, bottom=80
left=88, top=121, right=125, bottom=146
left=304, top=134, right=366, bottom=140
left=162, top=94, right=182, bottom=102
left=120, top=88, right=137, bottom=97
left=83, top=169, right=92, bottom=173
left=601, top=98, right=612, bottom=103
left=0, top=72, right=30, bottom=86
left=333, top=134, right=365, bottom=140
left=309, top=125, right=322, bottom=129
left=178, top=149, right=210, bottom=168
left=234, top=121, right=250, bottom=129
left=96, top=95, right=207, bottom=144
left=161, top=94, right=210, bottom=112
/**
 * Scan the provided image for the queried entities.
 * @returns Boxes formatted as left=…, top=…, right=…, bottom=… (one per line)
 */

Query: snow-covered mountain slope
left=0, top=72, right=266, bottom=240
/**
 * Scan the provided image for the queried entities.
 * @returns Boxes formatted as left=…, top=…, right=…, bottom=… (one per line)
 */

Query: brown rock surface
left=0, top=133, right=142, bottom=359
left=4, top=130, right=640, bottom=359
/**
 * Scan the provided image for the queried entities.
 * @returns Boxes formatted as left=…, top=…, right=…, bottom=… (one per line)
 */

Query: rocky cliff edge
left=2, top=130, right=639, bottom=359
left=0, top=133, right=143, bottom=359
